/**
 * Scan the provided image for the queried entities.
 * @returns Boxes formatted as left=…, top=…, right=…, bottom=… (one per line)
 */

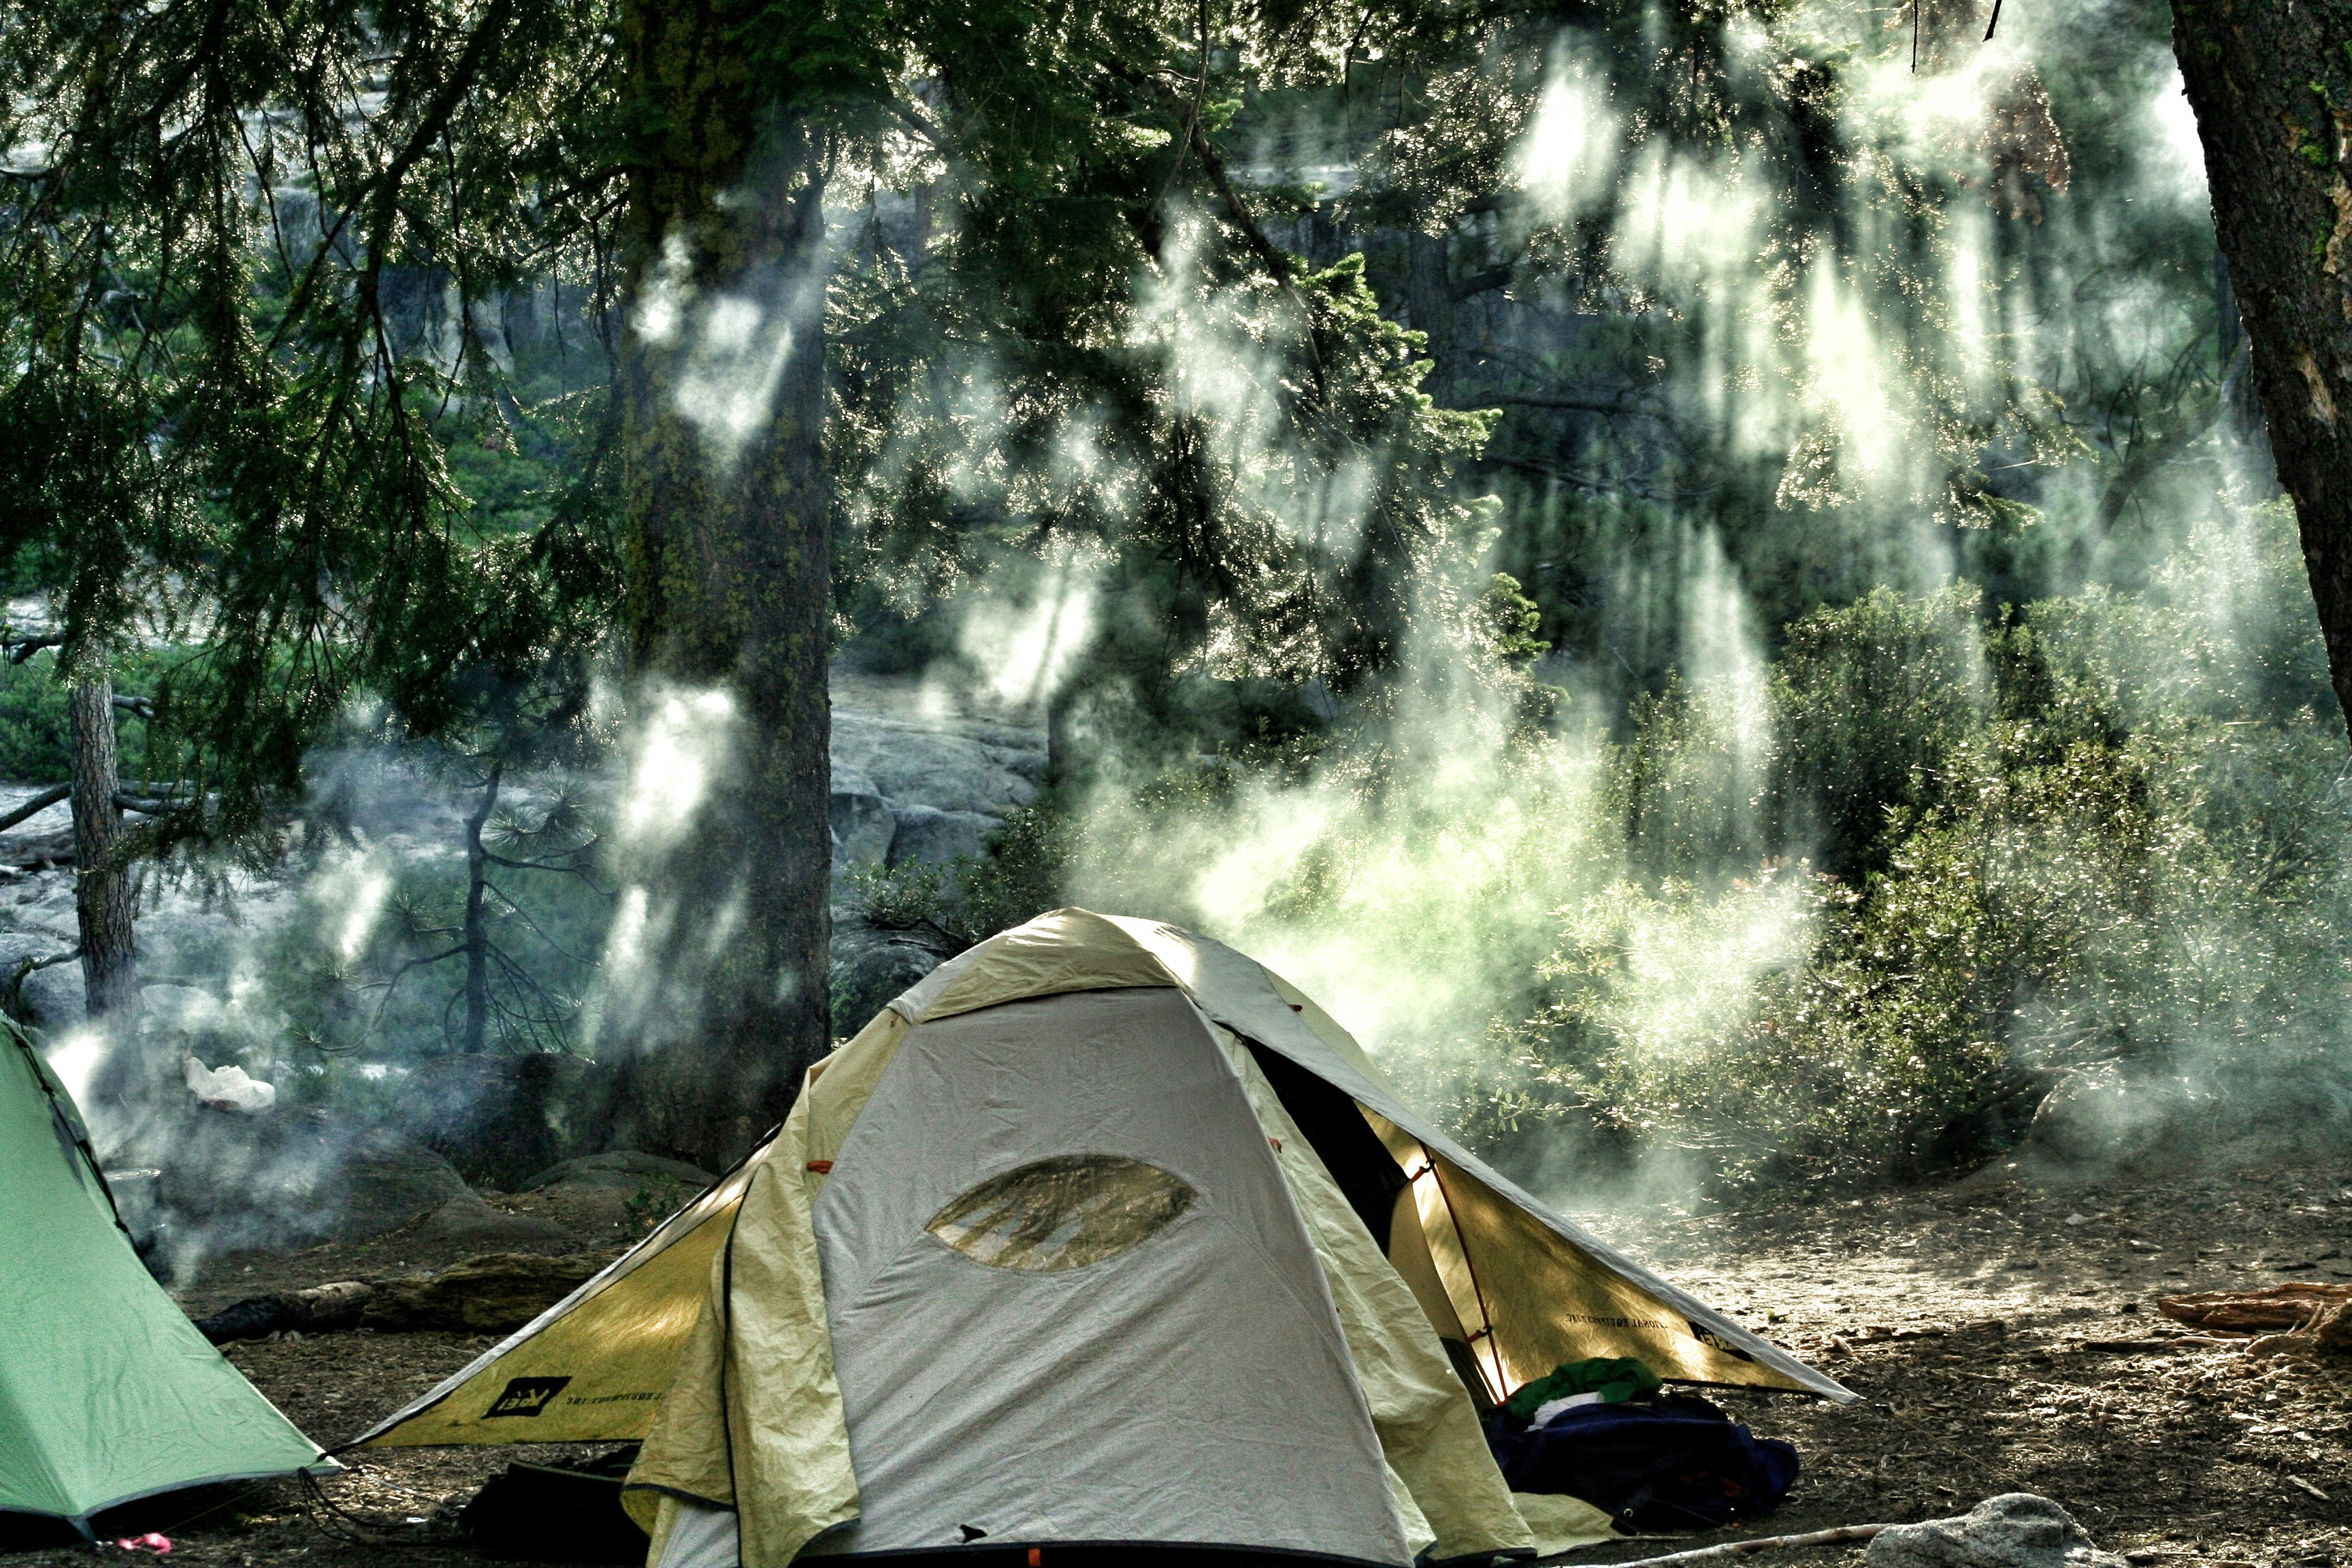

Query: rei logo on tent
left=927, top=1154, right=1196, bottom=1272
left=485, top=1377, right=573, bottom=1418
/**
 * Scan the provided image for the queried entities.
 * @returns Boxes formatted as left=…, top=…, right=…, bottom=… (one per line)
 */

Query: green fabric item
left=1502, top=1356, right=1663, bottom=1420
left=0, top=1026, right=322, bottom=1529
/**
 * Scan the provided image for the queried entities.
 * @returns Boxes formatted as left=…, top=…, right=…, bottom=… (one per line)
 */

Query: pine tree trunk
left=2170, top=0, right=2352, bottom=736
left=607, top=0, right=833, bottom=1168
left=461, top=762, right=501, bottom=1055
left=70, top=662, right=145, bottom=1113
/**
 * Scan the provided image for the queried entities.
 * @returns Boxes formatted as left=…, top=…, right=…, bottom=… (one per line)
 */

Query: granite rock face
left=1866, top=1494, right=2127, bottom=1568
left=827, top=671, right=1047, bottom=880
left=883, top=804, right=998, bottom=868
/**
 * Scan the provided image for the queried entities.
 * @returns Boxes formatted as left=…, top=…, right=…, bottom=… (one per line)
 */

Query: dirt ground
left=7, top=1147, right=2349, bottom=1567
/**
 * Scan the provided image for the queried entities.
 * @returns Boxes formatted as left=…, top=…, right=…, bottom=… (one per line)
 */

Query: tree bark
left=2170, top=0, right=2352, bottom=736
left=70, top=660, right=146, bottom=1115
left=606, top=0, right=833, bottom=1169
left=70, top=668, right=137, bottom=1017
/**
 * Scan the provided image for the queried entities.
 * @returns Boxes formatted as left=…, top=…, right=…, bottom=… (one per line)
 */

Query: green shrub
left=0, top=649, right=161, bottom=783
left=1045, top=506, right=2352, bottom=1190
left=1770, top=584, right=1987, bottom=877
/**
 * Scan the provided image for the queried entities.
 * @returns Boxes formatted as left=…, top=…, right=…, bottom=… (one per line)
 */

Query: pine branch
left=0, top=786, right=72, bottom=834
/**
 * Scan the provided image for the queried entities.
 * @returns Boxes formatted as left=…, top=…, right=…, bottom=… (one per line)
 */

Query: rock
left=0, top=871, right=80, bottom=939
left=1865, top=1494, right=2127, bottom=1568
left=887, top=804, right=996, bottom=868
left=388, top=1053, right=620, bottom=1190
left=519, top=1149, right=715, bottom=1193
left=2025, top=1067, right=2176, bottom=1164
left=0, top=931, right=79, bottom=1029
left=363, top=1252, right=605, bottom=1334
left=16, top=958, right=83, bottom=1031
left=833, top=710, right=1041, bottom=818
left=831, top=787, right=897, bottom=870
left=152, top=1106, right=473, bottom=1250
left=412, top=1192, right=578, bottom=1252
left=830, top=917, right=958, bottom=1030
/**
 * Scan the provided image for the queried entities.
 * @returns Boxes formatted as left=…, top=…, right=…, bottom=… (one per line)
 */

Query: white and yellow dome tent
left=354, top=910, right=1851, bottom=1568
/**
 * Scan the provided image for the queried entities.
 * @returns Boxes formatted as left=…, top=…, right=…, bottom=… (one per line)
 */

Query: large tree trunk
left=606, top=0, right=833, bottom=1169
left=2170, top=0, right=2352, bottom=734
left=70, top=660, right=145, bottom=1115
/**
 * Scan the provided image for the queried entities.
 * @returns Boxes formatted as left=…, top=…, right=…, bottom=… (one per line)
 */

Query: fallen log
left=195, top=1280, right=373, bottom=1342
left=193, top=1252, right=604, bottom=1342
left=363, top=1252, right=601, bottom=1333
left=2155, top=1284, right=2352, bottom=1333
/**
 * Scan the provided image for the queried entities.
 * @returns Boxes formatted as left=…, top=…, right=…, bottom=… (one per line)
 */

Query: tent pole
left=1424, top=1150, right=1509, bottom=1403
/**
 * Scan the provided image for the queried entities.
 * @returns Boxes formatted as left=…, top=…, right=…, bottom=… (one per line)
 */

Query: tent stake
left=1535, top=1522, right=1891, bottom=1567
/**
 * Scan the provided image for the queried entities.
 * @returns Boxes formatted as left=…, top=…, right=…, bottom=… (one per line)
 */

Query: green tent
left=1, top=1026, right=324, bottom=1537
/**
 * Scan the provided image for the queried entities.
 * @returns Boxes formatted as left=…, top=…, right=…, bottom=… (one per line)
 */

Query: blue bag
left=1482, top=1393, right=1800, bottom=1533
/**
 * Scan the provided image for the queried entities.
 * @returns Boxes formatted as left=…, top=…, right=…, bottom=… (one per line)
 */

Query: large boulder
left=2025, top=1067, right=2184, bottom=1164
left=832, top=710, right=1041, bottom=818
left=152, top=1105, right=473, bottom=1252
left=16, top=964, right=82, bottom=1031
left=0, top=930, right=80, bottom=1029
left=521, top=1150, right=715, bottom=1193
left=389, top=1052, right=621, bottom=1190
left=830, top=916, right=958, bottom=1031
left=411, top=1192, right=578, bottom=1252
left=1866, top=1494, right=2126, bottom=1568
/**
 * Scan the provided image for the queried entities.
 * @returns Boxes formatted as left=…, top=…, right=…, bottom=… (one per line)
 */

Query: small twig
left=1535, top=1522, right=1891, bottom=1567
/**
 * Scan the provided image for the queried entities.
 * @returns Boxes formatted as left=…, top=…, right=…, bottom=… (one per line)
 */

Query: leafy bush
left=1769, top=585, right=1987, bottom=877
left=843, top=801, right=1078, bottom=952
left=1480, top=508, right=2352, bottom=1186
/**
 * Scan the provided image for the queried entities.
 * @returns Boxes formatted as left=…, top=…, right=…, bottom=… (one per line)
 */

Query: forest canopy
left=0, top=0, right=2342, bottom=1190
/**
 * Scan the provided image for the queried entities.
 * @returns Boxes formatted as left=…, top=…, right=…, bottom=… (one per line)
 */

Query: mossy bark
left=69, top=670, right=137, bottom=1015
left=2171, top=0, right=2352, bottom=736
left=609, top=0, right=833, bottom=1166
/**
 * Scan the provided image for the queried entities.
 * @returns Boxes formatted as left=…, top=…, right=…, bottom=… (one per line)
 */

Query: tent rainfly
left=1, top=1028, right=325, bottom=1537
left=356, top=910, right=1852, bottom=1568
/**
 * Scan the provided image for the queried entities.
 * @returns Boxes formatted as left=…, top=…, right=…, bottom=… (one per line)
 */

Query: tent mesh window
left=926, top=1155, right=1196, bottom=1271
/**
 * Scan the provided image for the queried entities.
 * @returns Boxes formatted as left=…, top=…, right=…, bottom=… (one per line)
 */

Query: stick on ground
left=1535, top=1523, right=1891, bottom=1567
